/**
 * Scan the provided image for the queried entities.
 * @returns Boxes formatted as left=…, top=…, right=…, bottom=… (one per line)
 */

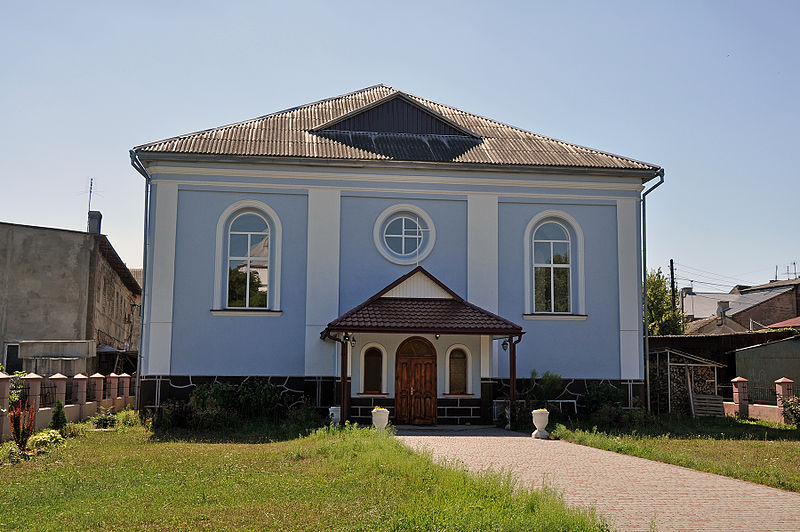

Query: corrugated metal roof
left=134, top=84, right=659, bottom=173
left=683, top=286, right=793, bottom=319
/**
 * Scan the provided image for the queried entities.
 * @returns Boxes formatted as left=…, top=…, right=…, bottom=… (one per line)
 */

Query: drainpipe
left=642, top=168, right=665, bottom=412
left=129, top=149, right=151, bottom=412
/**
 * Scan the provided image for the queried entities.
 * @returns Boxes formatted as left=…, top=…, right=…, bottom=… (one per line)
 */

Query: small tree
left=645, top=268, right=684, bottom=335
left=49, top=399, right=68, bottom=433
left=8, top=402, right=36, bottom=453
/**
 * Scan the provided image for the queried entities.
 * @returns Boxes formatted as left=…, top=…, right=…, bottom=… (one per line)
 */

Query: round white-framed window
left=373, top=204, right=436, bottom=265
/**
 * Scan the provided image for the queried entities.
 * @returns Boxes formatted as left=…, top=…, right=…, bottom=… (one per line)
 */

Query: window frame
left=359, top=342, right=388, bottom=395
left=523, top=211, right=586, bottom=318
left=227, top=212, right=271, bottom=309
left=444, top=344, right=472, bottom=395
left=532, top=221, right=571, bottom=314
left=213, top=200, right=282, bottom=312
left=373, top=204, right=436, bottom=265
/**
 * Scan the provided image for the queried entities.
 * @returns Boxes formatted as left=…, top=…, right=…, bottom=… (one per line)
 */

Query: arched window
left=533, top=221, right=571, bottom=313
left=227, top=213, right=270, bottom=308
left=214, top=200, right=282, bottom=312
left=448, top=348, right=467, bottom=394
left=363, top=347, right=383, bottom=394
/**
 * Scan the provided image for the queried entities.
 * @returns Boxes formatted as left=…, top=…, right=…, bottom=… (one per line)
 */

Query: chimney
left=88, top=211, right=102, bottom=234
left=716, top=300, right=729, bottom=326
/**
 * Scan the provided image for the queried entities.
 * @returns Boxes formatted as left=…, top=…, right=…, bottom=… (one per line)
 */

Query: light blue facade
left=139, top=162, right=645, bottom=389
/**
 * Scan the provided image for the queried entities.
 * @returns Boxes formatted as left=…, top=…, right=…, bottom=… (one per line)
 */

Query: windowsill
left=357, top=392, right=389, bottom=397
left=523, top=313, right=587, bottom=321
left=210, top=309, right=283, bottom=316
left=443, top=393, right=474, bottom=396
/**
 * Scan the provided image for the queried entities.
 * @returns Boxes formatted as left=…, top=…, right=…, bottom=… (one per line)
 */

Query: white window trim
left=227, top=212, right=270, bottom=309
left=214, top=200, right=282, bottom=310
left=373, top=203, right=436, bottom=265
left=523, top=210, right=585, bottom=316
left=444, top=344, right=472, bottom=395
left=359, top=342, right=388, bottom=394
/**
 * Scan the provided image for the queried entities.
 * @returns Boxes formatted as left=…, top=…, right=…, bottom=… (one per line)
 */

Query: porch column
left=340, top=340, right=349, bottom=425
left=509, top=337, right=517, bottom=405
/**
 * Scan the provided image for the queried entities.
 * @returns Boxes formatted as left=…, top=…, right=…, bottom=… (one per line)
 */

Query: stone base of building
left=139, top=375, right=645, bottom=426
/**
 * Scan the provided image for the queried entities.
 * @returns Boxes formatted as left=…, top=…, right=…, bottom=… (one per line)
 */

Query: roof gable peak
left=312, top=92, right=479, bottom=138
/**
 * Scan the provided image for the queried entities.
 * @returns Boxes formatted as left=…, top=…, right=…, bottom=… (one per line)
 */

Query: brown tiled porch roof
left=322, top=267, right=522, bottom=337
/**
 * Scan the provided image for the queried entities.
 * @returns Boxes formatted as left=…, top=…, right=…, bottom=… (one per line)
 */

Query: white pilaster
left=467, top=195, right=499, bottom=313
left=147, top=182, right=178, bottom=375
left=304, top=189, right=341, bottom=375
left=617, top=199, right=643, bottom=379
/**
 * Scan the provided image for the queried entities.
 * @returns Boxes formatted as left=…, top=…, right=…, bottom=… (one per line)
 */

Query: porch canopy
left=321, top=267, right=523, bottom=421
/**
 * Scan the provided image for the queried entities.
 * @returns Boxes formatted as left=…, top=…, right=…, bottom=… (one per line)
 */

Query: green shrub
left=29, top=429, right=66, bottom=452
left=115, top=407, right=140, bottom=427
left=91, top=407, right=117, bottom=429
left=48, top=400, right=68, bottom=433
left=527, top=369, right=564, bottom=408
left=62, top=423, right=85, bottom=438
left=581, top=381, right=624, bottom=414
left=780, top=395, right=800, bottom=427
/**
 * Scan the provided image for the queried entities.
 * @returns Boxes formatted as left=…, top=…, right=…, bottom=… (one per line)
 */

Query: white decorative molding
left=372, top=203, right=436, bottom=265
left=214, top=200, right=283, bottom=311
left=467, top=195, right=499, bottom=313
left=523, top=314, right=588, bottom=321
left=523, top=210, right=586, bottom=316
left=444, top=344, right=473, bottom=394
left=383, top=271, right=452, bottom=298
left=210, top=310, right=282, bottom=317
left=359, top=342, right=388, bottom=394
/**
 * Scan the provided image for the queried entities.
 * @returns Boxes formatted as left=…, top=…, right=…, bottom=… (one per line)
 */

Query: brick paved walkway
left=397, top=427, right=800, bottom=531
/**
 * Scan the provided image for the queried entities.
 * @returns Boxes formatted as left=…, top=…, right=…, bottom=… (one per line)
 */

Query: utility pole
left=669, top=259, right=676, bottom=312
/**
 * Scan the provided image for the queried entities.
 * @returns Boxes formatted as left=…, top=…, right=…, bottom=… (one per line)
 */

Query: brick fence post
left=73, top=374, right=88, bottom=405
left=775, top=377, right=794, bottom=424
left=119, top=373, right=131, bottom=398
left=731, top=377, right=748, bottom=418
left=107, top=373, right=119, bottom=399
left=49, top=373, right=68, bottom=405
left=22, top=373, right=43, bottom=412
left=89, top=373, right=105, bottom=402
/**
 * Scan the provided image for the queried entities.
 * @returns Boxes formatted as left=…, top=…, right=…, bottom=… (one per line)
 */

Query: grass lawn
left=0, top=421, right=607, bottom=531
left=551, top=415, right=800, bottom=492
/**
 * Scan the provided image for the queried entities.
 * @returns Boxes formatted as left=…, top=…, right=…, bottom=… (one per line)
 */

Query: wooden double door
left=395, top=337, right=437, bottom=425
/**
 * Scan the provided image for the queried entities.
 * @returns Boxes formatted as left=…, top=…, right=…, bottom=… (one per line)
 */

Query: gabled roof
left=683, top=286, right=793, bottom=319
left=766, top=316, right=800, bottom=329
left=322, top=267, right=522, bottom=337
left=134, top=84, right=660, bottom=176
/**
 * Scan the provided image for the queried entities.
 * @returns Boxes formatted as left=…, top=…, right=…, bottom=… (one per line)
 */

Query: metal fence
left=749, top=385, right=777, bottom=406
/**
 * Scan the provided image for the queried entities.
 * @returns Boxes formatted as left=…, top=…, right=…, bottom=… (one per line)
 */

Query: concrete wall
left=89, top=245, right=140, bottom=351
left=0, top=223, right=92, bottom=354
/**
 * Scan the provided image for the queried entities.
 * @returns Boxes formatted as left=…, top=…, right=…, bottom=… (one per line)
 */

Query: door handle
left=410, top=386, right=415, bottom=396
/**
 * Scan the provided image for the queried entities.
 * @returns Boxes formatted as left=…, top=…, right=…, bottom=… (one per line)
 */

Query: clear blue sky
left=1, top=1, right=797, bottom=291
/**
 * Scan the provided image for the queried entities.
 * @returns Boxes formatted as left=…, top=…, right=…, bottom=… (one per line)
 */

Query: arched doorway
left=395, top=336, right=437, bottom=424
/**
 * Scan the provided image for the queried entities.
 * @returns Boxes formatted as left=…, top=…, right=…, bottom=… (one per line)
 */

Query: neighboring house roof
left=322, top=267, right=522, bottom=337
left=766, top=316, right=800, bottom=328
left=684, top=315, right=748, bottom=335
left=130, top=268, right=143, bottom=288
left=134, top=84, right=661, bottom=176
left=735, top=278, right=800, bottom=293
left=94, top=234, right=141, bottom=296
left=683, top=286, right=793, bottom=319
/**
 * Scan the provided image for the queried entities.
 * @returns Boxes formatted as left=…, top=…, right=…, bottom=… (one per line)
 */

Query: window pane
left=402, top=217, right=420, bottom=235
left=534, top=242, right=551, bottom=264
left=229, top=234, right=248, bottom=257
left=553, top=242, right=570, bottom=265
left=386, top=218, right=403, bottom=236
left=403, top=236, right=420, bottom=255
left=534, top=222, right=568, bottom=241
left=231, top=214, right=267, bottom=233
left=554, top=268, right=570, bottom=312
left=227, top=260, right=247, bottom=307
left=364, top=348, right=382, bottom=393
left=249, top=234, right=270, bottom=258
left=385, top=236, right=403, bottom=254
left=249, top=259, right=269, bottom=308
left=534, top=267, right=552, bottom=312
left=449, top=349, right=467, bottom=394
